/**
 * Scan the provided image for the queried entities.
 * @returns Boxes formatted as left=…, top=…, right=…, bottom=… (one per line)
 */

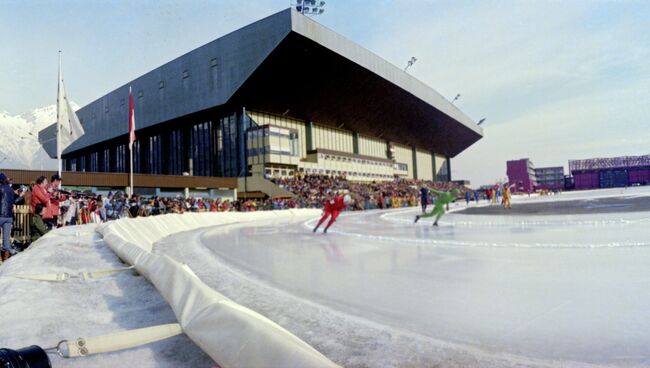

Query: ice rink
left=1, top=187, right=649, bottom=367
left=158, top=187, right=650, bottom=367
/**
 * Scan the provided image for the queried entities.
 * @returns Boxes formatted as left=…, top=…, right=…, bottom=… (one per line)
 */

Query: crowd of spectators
left=271, top=174, right=467, bottom=211
left=0, top=172, right=467, bottom=262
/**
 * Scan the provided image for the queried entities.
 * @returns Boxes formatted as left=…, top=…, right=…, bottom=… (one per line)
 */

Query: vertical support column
left=352, top=132, right=359, bottom=155
left=211, top=115, right=219, bottom=177
left=446, top=156, right=452, bottom=182
left=161, top=127, right=170, bottom=175
left=432, top=152, right=437, bottom=181
left=139, top=136, right=148, bottom=174
left=412, top=147, right=418, bottom=180
left=236, top=108, right=247, bottom=177
left=182, top=123, right=191, bottom=175
left=305, top=121, right=314, bottom=151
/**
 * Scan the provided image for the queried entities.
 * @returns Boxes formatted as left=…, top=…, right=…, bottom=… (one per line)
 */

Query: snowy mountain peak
left=0, top=104, right=64, bottom=170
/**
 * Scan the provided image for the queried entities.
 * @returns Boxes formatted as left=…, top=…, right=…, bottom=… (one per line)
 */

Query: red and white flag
left=128, top=86, right=137, bottom=149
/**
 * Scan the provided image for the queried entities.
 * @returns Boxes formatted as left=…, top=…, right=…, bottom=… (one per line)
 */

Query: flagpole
left=129, top=138, right=134, bottom=197
left=56, top=50, right=62, bottom=177
left=128, top=86, right=134, bottom=197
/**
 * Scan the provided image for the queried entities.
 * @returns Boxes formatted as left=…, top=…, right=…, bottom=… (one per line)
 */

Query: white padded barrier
left=97, top=210, right=339, bottom=368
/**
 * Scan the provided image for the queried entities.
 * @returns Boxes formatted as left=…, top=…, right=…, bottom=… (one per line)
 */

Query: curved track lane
left=155, top=207, right=650, bottom=368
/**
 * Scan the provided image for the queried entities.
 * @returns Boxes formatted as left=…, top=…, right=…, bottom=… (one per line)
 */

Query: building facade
left=570, top=155, right=650, bottom=189
left=534, top=166, right=564, bottom=190
left=42, top=9, right=482, bottom=185
left=506, top=158, right=537, bottom=193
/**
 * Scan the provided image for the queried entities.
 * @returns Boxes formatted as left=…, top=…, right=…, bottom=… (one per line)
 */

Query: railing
left=12, top=205, right=32, bottom=243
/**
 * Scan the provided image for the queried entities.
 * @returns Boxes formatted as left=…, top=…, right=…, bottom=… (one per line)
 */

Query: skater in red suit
left=313, top=191, right=349, bottom=234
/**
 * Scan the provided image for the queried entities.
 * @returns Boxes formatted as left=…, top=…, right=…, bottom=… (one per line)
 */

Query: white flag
left=57, top=63, right=84, bottom=151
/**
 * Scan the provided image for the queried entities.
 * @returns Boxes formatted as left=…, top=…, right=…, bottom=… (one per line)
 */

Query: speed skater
left=313, top=191, right=351, bottom=234
left=414, top=188, right=460, bottom=226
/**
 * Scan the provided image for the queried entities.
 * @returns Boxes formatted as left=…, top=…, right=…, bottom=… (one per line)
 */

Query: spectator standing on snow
left=47, top=174, right=63, bottom=227
left=31, top=176, right=54, bottom=228
left=0, top=173, right=17, bottom=260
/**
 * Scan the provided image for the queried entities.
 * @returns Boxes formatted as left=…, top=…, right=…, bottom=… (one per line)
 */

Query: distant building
left=534, top=166, right=564, bottom=190
left=506, top=158, right=537, bottom=193
left=569, top=155, right=650, bottom=189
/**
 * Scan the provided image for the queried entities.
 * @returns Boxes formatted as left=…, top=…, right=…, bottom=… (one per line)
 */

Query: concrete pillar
left=446, top=157, right=452, bottom=182
left=432, top=152, right=437, bottom=181
left=184, top=187, right=190, bottom=199
left=305, top=121, right=314, bottom=151
left=411, top=147, right=418, bottom=180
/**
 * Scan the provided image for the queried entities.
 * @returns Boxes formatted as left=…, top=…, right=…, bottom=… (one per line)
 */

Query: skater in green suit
left=414, top=188, right=460, bottom=226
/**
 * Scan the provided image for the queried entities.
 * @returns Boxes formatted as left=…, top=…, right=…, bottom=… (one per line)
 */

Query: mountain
left=0, top=103, right=78, bottom=171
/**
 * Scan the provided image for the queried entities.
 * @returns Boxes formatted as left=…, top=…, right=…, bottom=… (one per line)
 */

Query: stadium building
left=570, top=155, right=650, bottom=189
left=41, top=9, right=483, bottom=195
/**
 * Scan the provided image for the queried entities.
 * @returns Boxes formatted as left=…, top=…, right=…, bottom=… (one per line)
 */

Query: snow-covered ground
left=1, top=186, right=650, bottom=367
left=0, top=226, right=213, bottom=367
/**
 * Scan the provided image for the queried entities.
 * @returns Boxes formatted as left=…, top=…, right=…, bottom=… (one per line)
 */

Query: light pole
left=477, top=118, right=486, bottom=126
left=451, top=94, right=461, bottom=104
left=404, top=57, right=417, bottom=71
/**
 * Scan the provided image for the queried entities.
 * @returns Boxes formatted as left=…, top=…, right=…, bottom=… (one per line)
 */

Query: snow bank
left=97, top=210, right=338, bottom=368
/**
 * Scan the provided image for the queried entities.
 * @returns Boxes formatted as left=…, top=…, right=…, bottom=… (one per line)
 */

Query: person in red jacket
left=313, top=191, right=349, bottom=234
left=31, top=176, right=54, bottom=227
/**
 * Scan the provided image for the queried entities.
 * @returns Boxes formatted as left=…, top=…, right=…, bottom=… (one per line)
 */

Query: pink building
left=506, top=159, right=537, bottom=193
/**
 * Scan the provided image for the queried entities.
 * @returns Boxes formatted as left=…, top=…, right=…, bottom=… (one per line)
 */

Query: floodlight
left=292, top=0, right=325, bottom=16
left=404, top=56, right=417, bottom=71
left=477, top=118, right=486, bottom=126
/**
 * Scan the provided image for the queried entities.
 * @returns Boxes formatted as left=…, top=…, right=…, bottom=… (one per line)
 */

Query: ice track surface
left=156, top=188, right=650, bottom=368
left=3, top=188, right=648, bottom=368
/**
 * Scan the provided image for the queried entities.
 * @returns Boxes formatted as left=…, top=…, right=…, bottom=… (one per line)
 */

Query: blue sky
left=1, top=0, right=648, bottom=185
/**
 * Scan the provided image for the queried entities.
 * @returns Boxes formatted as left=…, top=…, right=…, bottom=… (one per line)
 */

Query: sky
left=1, top=0, right=649, bottom=186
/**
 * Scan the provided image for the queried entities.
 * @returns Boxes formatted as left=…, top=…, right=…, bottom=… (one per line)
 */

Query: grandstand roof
left=48, top=8, right=483, bottom=158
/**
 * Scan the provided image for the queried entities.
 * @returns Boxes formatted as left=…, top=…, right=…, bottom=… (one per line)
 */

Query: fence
left=12, top=205, right=32, bottom=243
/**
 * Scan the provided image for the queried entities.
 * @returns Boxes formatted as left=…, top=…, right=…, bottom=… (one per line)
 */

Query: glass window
left=132, top=140, right=141, bottom=173
left=89, top=152, right=98, bottom=172
left=168, top=129, right=184, bottom=175
left=190, top=121, right=214, bottom=176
